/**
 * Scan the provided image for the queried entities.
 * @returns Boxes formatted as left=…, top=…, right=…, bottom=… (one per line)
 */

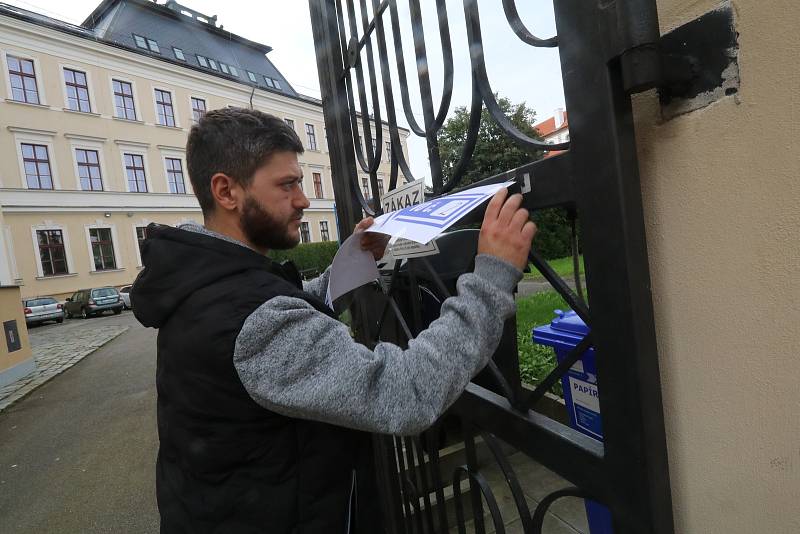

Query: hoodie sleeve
left=301, top=266, right=331, bottom=300
left=233, top=255, right=521, bottom=436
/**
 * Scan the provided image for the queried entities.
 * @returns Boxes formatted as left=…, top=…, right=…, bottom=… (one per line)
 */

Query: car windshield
left=26, top=298, right=56, bottom=307
left=92, top=288, right=117, bottom=297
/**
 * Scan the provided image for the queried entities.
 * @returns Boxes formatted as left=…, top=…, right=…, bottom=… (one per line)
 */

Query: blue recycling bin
left=533, top=310, right=613, bottom=534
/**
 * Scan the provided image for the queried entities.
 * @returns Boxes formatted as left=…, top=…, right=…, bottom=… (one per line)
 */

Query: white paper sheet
left=366, top=181, right=514, bottom=244
left=325, top=231, right=380, bottom=308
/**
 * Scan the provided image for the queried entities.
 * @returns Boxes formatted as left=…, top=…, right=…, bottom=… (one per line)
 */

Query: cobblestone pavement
left=0, top=315, right=130, bottom=412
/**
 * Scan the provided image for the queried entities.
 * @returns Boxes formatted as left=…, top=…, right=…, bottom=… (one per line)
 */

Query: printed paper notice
left=379, top=179, right=438, bottom=259
left=367, top=181, right=513, bottom=245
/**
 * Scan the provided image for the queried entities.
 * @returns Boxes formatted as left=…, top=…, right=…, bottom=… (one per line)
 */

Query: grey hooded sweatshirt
left=183, top=223, right=521, bottom=436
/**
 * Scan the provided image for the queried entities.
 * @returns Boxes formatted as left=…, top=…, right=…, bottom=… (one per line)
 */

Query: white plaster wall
left=632, top=1, right=800, bottom=532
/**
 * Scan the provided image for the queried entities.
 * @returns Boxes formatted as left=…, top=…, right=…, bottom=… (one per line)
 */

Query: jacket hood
left=131, top=224, right=278, bottom=328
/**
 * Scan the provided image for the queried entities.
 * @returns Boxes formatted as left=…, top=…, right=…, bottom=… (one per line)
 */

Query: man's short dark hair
left=186, top=107, right=304, bottom=215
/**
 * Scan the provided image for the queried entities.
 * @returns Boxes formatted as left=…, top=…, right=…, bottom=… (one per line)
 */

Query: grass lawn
left=524, top=254, right=584, bottom=280
left=515, top=290, right=570, bottom=395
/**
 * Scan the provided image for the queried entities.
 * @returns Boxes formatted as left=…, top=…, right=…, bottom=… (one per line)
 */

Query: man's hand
left=477, top=188, right=537, bottom=270
left=355, top=217, right=390, bottom=261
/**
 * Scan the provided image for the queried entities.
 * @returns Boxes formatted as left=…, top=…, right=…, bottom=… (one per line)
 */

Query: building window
left=21, top=143, right=53, bottom=189
left=247, top=71, right=257, bottom=83
left=385, top=141, right=392, bottom=162
left=89, top=228, right=116, bottom=271
left=112, top=79, right=136, bottom=120
left=197, top=55, right=209, bottom=68
left=147, top=39, right=160, bottom=53
left=191, top=97, right=206, bottom=123
left=273, top=79, right=282, bottom=90
left=264, top=76, right=274, bottom=88
left=154, top=89, right=176, bottom=127
left=7, top=55, right=39, bottom=104
left=133, top=34, right=147, bottom=49
left=165, top=158, right=186, bottom=194
left=371, top=139, right=377, bottom=155
left=136, top=226, right=149, bottom=259
left=319, top=221, right=330, bottom=242
left=306, top=124, right=317, bottom=151
left=37, top=230, right=68, bottom=276
left=63, top=68, right=91, bottom=112
left=313, top=172, right=323, bottom=199
left=229, top=66, right=239, bottom=77
left=377, top=178, right=385, bottom=197
left=173, top=47, right=185, bottom=61
left=76, top=149, right=103, bottom=191
left=124, top=153, right=147, bottom=192
left=361, top=177, right=370, bottom=199
left=299, top=222, right=310, bottom=243
left=220, top=63, right=229, bottom=74
left=284, top=118, right=295, bottom=130
left=208, top=59, right=218, bottom=71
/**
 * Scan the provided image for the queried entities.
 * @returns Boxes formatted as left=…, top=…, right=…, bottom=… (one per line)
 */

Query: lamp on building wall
left=104, top=212, right=111, bottom=218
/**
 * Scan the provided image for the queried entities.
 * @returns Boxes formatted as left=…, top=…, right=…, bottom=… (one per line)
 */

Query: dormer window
left=147, top=39, right=160, bottom=53
left=273, top=79, right=282, bottom=90
left=263, top=76, right=274, bottom=88
left=229, top=66, right=239, bottom=77
left=247, top=71, right=257, bottom=83
left=173, top=47, right=186, bottom=61
left=220, top=63, right=229, bottom=74
left=133, top=34, right=147, bottom=49
left=197, top=55, right=208, bottom=68
left=208, top=59, right=218, bottom=71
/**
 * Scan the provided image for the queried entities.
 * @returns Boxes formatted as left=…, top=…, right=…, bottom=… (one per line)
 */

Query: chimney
left=554, top=108, right=565, bottom=129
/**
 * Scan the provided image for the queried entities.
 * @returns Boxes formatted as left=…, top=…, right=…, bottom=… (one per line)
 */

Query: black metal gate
left=309, top=1, right=674, bottom=532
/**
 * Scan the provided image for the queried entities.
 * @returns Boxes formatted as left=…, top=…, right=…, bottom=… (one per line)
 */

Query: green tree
left=438, top=96, right=543, bottom=188
left=437, top=96, right=573, bottom=260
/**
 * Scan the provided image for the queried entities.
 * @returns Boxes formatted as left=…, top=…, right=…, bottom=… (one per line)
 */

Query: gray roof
left=82, top=0, right=296, bottom=96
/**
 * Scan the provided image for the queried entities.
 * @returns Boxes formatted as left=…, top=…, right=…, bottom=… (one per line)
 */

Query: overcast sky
left=4, top=0, right=565, bottom=182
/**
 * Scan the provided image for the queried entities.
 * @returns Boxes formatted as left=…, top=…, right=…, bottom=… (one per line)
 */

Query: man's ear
left=209, top=173, right=242, bottom=213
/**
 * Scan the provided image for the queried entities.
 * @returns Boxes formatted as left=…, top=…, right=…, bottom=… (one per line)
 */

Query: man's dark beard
left=240, top=195, right=300, bottom=251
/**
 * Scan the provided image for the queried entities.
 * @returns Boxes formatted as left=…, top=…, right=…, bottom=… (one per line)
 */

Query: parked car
left=119, top=285, right=133, bottom=310
left=22, top=296, right=65, bottom=326
left=64, top=287, right=124, bottom=319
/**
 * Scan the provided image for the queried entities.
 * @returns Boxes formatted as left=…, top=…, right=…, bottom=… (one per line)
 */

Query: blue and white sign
left=367, top=181, right=513, bottom=245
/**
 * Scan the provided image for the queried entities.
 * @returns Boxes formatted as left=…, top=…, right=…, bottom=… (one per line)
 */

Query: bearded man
left=131, top=107, right=536, bottom=534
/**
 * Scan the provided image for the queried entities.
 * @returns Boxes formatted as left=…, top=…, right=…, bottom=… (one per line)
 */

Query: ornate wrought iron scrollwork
left=310, top=0, right=675, bottom=532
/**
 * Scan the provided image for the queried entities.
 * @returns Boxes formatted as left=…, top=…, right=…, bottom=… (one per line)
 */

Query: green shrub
left=516, top=290, right=569, bottom=395
left=268, top=241, right=339, bottom=275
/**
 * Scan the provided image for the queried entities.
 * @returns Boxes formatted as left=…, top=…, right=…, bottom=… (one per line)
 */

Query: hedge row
left=268, top=241, right=340, bottom=275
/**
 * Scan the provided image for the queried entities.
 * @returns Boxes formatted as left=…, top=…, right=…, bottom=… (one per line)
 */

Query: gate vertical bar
left=553, top=0, right=674, bottom=532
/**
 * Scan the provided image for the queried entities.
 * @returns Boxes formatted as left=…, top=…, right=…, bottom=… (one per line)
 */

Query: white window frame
left=159, top=148, right=190, bottom=194
left=190, top=95, right=207, bottom=124
left=172, top=47, right=185, bottom=61
left=11, top=128, right=60, bottom=190
left=109, top=75, right=141, bottom=122
left=305, top=123, right=318, bottom=151
left=84, top=220, right=123, bottom=273
left=319, top=220, right=330, bottom=242
left=68, top=136, right=107, bottom=192
left=132, top=221, right=152, bottom=267
left=1, top=48, right=48, bottom=105
left=117, top=143, right=153, bottom=193
left=153, top=86, right=180, bottom=128
left=59, top=63, right=98, bottom=114
left=30, top=222, right=75, bottom=278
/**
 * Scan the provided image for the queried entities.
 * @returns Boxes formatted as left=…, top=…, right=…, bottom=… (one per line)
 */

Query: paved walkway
left=0, top=318, right=128, bottom=412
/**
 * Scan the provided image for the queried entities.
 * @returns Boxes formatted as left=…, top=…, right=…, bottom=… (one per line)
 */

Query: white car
left=23, top=296, right=65, bottom=326
left=119, top=285, right=133, bottom=309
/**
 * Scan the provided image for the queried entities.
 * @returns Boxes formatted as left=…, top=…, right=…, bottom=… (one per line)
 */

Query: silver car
left=23, top=296, right=65, bottom=326
left=119, top=285, right=132, bottom=309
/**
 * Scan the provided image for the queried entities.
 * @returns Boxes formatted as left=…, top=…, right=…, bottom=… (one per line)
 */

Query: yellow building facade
left=0, top=5, right=407, bottom=301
